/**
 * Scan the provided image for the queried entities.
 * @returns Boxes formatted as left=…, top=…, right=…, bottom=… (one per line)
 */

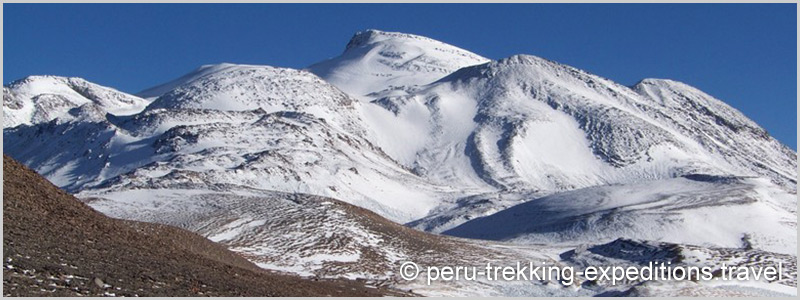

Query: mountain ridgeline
left=3, top=29, right=797, bottom=296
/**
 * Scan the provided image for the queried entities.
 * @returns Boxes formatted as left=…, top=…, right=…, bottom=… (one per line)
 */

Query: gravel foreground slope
left=2, top=155, right=405, bottom=297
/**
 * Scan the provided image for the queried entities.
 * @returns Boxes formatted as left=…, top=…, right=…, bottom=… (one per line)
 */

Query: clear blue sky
left=4, top=4, right=796, bottom=149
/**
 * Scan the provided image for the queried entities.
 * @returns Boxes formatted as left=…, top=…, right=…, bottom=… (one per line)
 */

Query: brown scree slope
left=2, top=154, right=401, bottom=296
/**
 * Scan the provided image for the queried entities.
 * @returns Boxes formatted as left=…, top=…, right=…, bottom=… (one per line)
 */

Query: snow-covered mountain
left=3, top=75, right=150, bottom=128
left=4, top=64, right=454, bottom=222
left=354, top=54, right=795, bottom=193
left=3, top=29, right=796, bottom=296
left=308, top=29, right=490, bottom=98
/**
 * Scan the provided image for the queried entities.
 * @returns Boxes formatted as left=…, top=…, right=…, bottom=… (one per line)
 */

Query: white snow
left=308, top=29, right=490, bottom=98
left=3, top=76, right=151, bottom=128
left=4, top=29, right=796, bottom=297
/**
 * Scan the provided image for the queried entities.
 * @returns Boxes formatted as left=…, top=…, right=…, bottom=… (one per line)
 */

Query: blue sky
left=4, top=4, right=796, bottom=149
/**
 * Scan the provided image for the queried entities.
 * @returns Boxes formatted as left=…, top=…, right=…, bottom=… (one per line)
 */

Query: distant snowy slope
left=445, top=175, right=797, bottom=255
left=308, top=29, right=490, bottom=98
left=361, top=54, right=796, bottom=194
left=3, top=76, right=150, bottom=128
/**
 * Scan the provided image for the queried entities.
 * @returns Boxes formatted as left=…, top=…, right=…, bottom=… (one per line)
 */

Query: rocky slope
left=86, top=181, right=796, bottom=297
left=2, top=155, right=402, bottom=297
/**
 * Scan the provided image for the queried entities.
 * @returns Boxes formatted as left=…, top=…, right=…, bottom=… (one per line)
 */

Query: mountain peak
left=344, top=29, right=383, bottom=50
left=344, top=29, right=449, bottom=51
left=497, top=54, right=547, bottom=65
left=634, top=78, right=693, bottom=90
left=310, top=29, right=489, bottom=97
left=6, top=75, right=92, bottom=91
left=137, top=63, right=257, bottom=99
left=438, top=53, right=580, bottom=85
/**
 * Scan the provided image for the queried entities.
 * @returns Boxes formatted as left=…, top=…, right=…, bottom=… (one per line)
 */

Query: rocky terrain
left=2, top=155, right=405, bottom=297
